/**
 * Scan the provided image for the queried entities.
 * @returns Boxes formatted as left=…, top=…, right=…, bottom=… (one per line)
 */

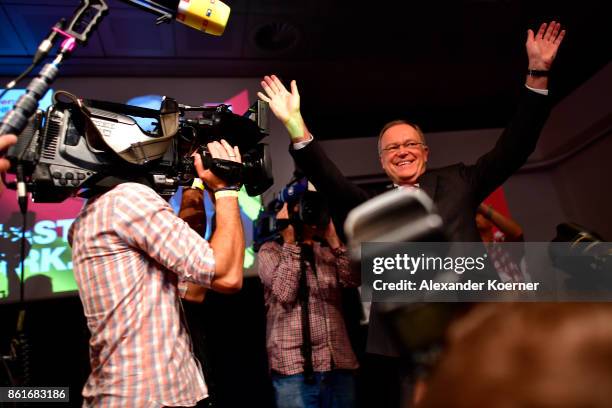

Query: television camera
left=5, top=90, right=273, bottom=203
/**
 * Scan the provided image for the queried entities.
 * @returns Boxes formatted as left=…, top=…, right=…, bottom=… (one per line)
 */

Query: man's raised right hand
left=258, top=75, right=309, bottom=142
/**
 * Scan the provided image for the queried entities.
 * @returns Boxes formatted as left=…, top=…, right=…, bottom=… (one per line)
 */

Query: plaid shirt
left=258, top=241, right=360, bottom=375
left=69, top=183, right=215, bottom=408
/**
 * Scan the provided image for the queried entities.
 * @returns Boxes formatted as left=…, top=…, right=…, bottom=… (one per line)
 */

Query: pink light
left=52, top=26, right=71, bottom=38
left=60, top=37, right=76, bottom=53
left=52, top=26, right=77, bottom=53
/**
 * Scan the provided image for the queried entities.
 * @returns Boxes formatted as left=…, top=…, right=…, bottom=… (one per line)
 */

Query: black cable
left=10, top=210, right=32, bottom=388
left=0, top=63, right=37, bottom=100
left=19, top=210, right=27, bottom=304
left=1, top=355, right=16, bottom=386
left=0, top=211, right=30, bottom=398
left=0, top=19, right=65, bottom=101
left=0, top=355, right=18, bottom=408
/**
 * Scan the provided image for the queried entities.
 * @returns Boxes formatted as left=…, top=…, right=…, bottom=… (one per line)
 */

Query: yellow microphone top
left=176, top=0, right=231, bottom=36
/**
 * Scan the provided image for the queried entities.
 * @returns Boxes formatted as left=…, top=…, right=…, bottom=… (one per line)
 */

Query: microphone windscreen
left=176, top=0, right=231, bottom=36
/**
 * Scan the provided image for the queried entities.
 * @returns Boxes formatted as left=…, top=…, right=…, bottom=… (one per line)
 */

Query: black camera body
left=7, top=91, right=273, bottom=202
left=295, top=191, right=330, bottom=228
left=254, top=177, right=330, bottom=250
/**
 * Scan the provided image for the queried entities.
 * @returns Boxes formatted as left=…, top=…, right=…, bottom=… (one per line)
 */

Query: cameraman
left=68, top=139, right=245, bottom=407
left=258, top=191, right=360, bottom=408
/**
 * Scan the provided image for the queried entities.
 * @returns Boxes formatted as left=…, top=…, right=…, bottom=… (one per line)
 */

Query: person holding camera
left=68, top=139, right=245, bottom=407
left=258, top=189, right=360, bottom=408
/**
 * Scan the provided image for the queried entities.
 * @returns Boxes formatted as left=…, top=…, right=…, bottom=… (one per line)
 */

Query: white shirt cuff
left=525, top=84, right=549, bottom=96
left=292, top=134, right=314, bottom=150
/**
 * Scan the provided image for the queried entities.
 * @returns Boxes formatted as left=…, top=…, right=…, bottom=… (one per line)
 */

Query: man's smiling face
left=379, top=123, right=429, bottom=185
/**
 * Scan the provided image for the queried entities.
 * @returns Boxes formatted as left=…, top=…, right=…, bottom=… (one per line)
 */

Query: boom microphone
left=120, top=0, right=231, bottom=36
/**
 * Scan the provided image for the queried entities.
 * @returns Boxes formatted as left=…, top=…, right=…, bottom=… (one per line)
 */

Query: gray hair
left=377, top=120, right=426, bottom=155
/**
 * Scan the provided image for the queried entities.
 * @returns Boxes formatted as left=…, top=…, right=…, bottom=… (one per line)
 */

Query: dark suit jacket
left=290, top=90, right=551, bottom=356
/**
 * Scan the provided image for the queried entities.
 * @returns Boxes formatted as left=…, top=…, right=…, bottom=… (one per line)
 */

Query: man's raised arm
left=258, top=75, right=370, bottom=229
left=468, top=21, right=566, bottom=202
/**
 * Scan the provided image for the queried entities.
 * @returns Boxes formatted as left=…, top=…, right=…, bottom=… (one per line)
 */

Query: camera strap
left=298, top=243, right=316, bottom=384
left=202, top=154, right=243, bottom=186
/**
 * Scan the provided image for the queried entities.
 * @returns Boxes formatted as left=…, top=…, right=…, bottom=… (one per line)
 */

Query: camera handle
left=0, top=1, right=108, bottom=138
left=201, top=152, right=244, bottom=188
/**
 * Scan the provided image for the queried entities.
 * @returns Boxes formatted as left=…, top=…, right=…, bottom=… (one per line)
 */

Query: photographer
left=68, top=139, right=245, bottom=407
left=258, top=189, right=360, bottom=408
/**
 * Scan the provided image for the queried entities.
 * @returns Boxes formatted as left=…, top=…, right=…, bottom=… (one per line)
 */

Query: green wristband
left=190, top=178, right=204, bottom=191
left=284, top=113, right=305, bottom=141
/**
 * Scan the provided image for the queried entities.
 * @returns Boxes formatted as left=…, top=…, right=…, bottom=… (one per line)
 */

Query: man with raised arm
left=259, top=21, right=566, bottom=405
left=258, top=21, right=565, bottom=243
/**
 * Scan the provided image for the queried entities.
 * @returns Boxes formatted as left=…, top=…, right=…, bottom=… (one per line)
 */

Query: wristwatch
left=528, top=69, right=549, bottom=77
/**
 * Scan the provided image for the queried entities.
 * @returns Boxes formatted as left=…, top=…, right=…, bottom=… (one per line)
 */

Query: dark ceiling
left=0, top=0, right=610, bottom=138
